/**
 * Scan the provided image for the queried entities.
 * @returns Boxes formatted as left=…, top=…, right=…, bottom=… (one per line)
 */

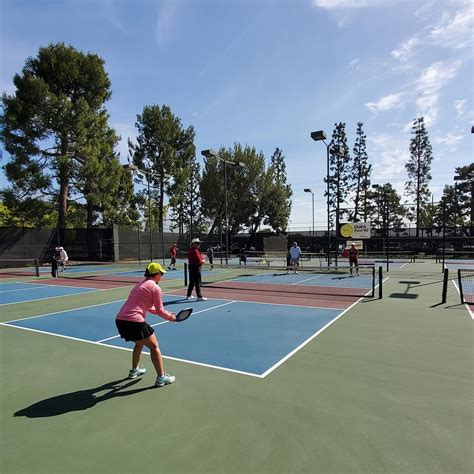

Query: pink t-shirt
left=116, top=279, right=174, bottom=323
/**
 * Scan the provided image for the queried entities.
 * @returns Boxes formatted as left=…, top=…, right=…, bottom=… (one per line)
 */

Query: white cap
left=191, top=238, right=201, bottom=244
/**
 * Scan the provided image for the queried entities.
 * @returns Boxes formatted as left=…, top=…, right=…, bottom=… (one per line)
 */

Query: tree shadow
left=14, top=377, right=156, bottom=418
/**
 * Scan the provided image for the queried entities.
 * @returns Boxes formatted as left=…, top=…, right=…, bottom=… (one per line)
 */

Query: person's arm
left=149, top=285, right=176, bottom=321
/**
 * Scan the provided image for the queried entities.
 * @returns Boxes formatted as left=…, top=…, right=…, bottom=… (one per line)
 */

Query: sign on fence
left=339, top=222, right=371, bottom=239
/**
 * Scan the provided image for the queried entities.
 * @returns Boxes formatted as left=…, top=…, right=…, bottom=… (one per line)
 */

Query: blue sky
left=1, top=0, right=472, bottom=232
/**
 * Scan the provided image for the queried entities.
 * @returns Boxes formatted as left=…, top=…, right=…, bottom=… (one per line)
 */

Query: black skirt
left=115, top=319, right=154, bottom=342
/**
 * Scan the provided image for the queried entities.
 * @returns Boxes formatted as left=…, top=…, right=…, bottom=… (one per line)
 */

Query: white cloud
left=390, top=37, right=420, bottom=62
left=391, top=0, right=473, bottom=66
left=347, top=58, right=360, bottom=70
left=453, top=99, right=467, bottom=117
left=416, top=61, right=460, bottom=94
left=365, top=92, right=405, bottom=113
left=413, top=60, right=461, bottom=126
left=428, top=4, right=474, bottom=49
left=435, top=132, right=464, bottom=146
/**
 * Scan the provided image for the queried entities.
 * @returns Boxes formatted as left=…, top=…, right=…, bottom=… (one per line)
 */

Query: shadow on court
left=14, top=377, right=156, bottom=418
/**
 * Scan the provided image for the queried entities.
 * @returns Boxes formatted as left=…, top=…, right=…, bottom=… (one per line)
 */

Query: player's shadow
left=14, top=377, right=155, bottom=418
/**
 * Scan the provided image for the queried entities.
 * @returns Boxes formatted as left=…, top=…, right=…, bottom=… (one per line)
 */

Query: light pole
left=304, top=188, right=315, bottom=251
left=123, top=163, right=154, bottom=261
left=124, top=163, right=171, bottom=263
left=201, top=149, right=245, bottom=265
left=310, top=131, right=345, bottom=267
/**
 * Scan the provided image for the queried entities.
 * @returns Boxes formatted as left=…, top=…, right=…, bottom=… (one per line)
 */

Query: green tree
left=371, top=184, right=408, bottom=233
left=264, top=148, right=292, bottom=235
left=349, top=122, right=371, bottom=222
left=1, top=42, right=120, bottom=229
left=327, top=122, right=351, bottom=229
left=128, top=104, right=196, bottom=232
left=405, top=116, right=433, bottom=237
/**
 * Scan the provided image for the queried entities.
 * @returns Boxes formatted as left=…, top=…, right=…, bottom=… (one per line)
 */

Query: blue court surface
left=0, top=282, right=99, bottom=305
left=443, top=260, right=474, bottom=270
left=3, top=295, right=344, bottom=377
left=228, top=271, right=372, bottom=289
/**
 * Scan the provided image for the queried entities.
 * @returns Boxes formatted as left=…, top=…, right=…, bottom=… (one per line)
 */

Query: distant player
left=207, top=246, right=214, bottom=270
left=288, top=242, right=301, bottom=274
left=239, top=247, right=247, bottom=266
left=57, top=246, right=68, bottom=272
left=348, top=244, right=360, bottom=276
left=168, top=243, right=177, bottom=270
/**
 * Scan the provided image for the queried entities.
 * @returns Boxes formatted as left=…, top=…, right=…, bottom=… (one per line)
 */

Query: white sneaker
left=128, top=366, right=147, bottom=379
left=197, top=297, right=207, bottom=301
left=186, top=296, right=196, bottom=300
left=155, top=373, right=175, bottom=387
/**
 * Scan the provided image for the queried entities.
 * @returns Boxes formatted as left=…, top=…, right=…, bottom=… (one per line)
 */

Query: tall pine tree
left=350, top=122, right=371, bottom=222
left=405, top=116, right=433, bottom=237
left=326, top=122, right=351, bottom=230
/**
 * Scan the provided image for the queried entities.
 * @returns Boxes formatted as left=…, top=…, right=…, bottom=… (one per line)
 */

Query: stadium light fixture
left=311, top=131, right=345, bottom=266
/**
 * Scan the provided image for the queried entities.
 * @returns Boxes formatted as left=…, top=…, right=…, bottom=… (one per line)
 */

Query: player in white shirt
left=288, top=242, right=302, bottom=274
left=57, top=246, right=69, bottom=272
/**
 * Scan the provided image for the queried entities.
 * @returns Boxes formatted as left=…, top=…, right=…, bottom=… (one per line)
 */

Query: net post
left=457, top=268, right=464, bottom=304
left=184, top=262, right=188, bottom=287
left=378, top=266, right=383, bottom=299
left=441, top=268, right=449, bottom=304
left=34, top=258, right=40, bottom=277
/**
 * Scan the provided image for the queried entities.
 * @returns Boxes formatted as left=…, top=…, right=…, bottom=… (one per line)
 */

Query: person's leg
left=187, top=266, right=196, bottom=297
left=132, top=341, right=145, bottom=369
left=349, top=259, right=353, bottom=275
left=143, top=334, right=164, bottom=376
left=128, top=339, right=147, bottom=378
left=144, top=334, right=175, bottom=386
left=194, top=267, right=203, bottom=298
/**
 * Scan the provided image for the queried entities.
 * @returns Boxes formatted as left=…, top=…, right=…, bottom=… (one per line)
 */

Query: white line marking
left=290, top=275, right=324, bottom=285
left=3, top=298, right=127, bottom=323
left=260, top=297, right=364, bottom=378
left=0, top=289, right=104, bottom=306
left=96, top=300, right=238, bottom=343
left=0, top=323, right=263, bottom=378
left=452, top=280, right=474, bottom=320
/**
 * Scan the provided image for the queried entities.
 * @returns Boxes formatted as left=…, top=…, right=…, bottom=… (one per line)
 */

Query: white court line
left=0, top=320, right=263, bottom=379
left=260, top=297, right=364, bottom=378
left=290, top=274, right=324, bottom=285
left=452, top=280, right=474, bottom=320
left=1, top=288, right=377, bottom=379
left=96, top=300, right=238, bottom=343
left=0, top=288, right=106, bottom=306
left=0, top=281, right=88, bottom=294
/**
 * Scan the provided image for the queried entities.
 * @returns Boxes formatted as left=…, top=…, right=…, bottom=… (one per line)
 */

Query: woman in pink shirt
left=115, top=262, right=177, bottom=387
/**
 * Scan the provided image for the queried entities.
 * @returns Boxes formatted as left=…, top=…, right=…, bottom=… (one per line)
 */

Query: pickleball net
left=0, top=258, right=40, bottom=277
left=185, top=263, right=379, bottom=298
left=457, top=269, right=474, bottom=304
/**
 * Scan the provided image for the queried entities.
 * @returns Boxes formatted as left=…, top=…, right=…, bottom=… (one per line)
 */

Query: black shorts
left=115, top=319, right=154, bottom=342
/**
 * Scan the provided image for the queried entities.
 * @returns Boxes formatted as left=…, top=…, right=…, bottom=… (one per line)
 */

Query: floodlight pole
left=123, top=163, right=153, bottom=261
left=304, top=189, right=315, bottom=250
left=311, top=131, right=330, bottom=267
left=201, top=149, right=245, bottom=266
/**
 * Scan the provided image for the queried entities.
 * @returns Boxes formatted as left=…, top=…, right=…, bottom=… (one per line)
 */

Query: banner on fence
left=338, top=222, right=371, bottom=239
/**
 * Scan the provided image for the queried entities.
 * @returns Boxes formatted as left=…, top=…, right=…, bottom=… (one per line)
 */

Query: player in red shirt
left=348, top=243, right=360, bottom=276
left=187, top=238, right=207, bottom=301
left=168, top=243, right=177, bottom=270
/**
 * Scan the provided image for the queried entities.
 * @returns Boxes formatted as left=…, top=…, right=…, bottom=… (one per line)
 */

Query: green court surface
left=0, top=261, right=472, bottom=474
